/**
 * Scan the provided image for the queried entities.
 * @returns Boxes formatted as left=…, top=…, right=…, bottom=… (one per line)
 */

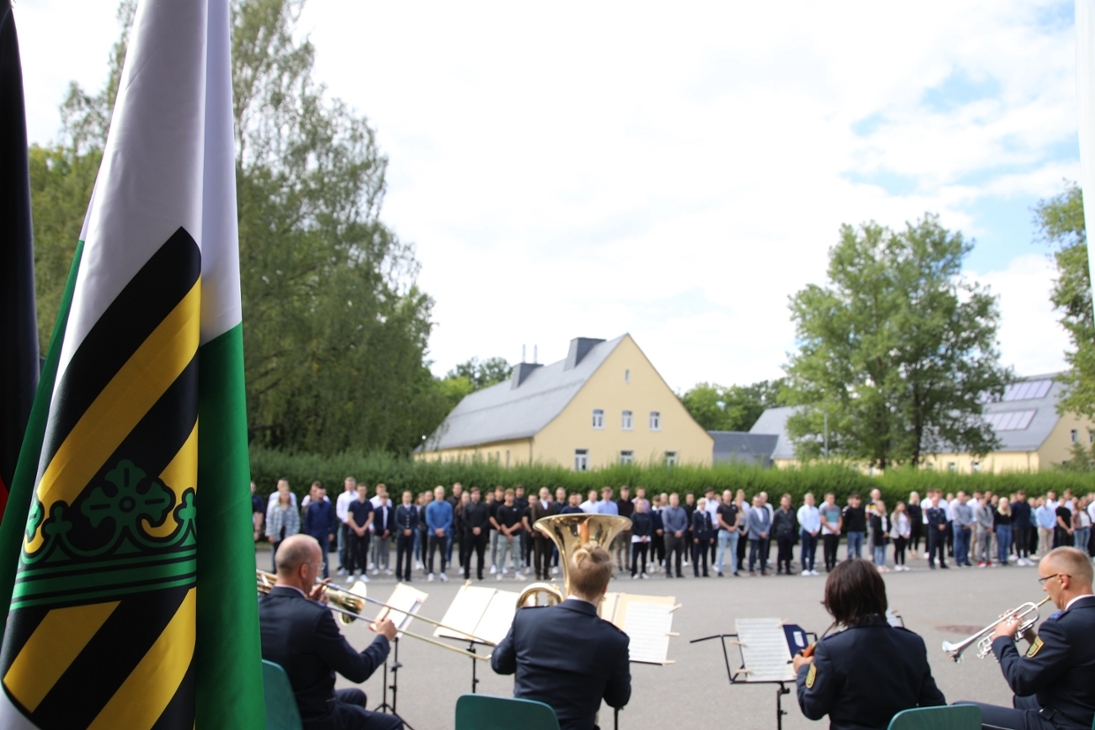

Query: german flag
left=0, top=1, right=263, bottom=728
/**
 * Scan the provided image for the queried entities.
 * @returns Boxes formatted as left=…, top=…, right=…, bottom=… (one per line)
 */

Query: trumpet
left=256, top=569, right=493, bottom=661
left=942, top=597, right=1052, bottom=662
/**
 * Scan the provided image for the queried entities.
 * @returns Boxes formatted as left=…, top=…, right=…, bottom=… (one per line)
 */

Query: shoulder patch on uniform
left=1026, top=637, right=1044, bottom=658
left=805, top=663, right=817, bottom=688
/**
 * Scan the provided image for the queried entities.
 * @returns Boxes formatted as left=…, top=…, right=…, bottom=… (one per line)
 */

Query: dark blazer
left=630, top=512, right=653, bottom=539
left=796, top=617, right=945, bottom=730
left=394, top=504, right=418, bottom=533
left=991, top=595, right=1095, bottom=729
left=259, top=586, right=390, bottom=729
left=692, top=510, right=713, bottom=542
left=491, top=599, right=630, bottom=730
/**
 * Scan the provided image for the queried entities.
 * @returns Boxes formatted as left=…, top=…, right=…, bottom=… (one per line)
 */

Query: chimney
left=511, top=362, right=543, bottom=389
left=564, top=337, right=605, bottom=371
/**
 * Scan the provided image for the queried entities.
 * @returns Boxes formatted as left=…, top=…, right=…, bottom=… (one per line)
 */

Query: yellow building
left=749, top=373, right=1095, bottom=474
left=416, top=335, right=713, bottom=469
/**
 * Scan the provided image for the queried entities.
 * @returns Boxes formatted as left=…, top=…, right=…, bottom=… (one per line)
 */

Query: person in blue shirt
left=302, top=482, right=336, bottom=578
left=597, top=486, right=619, bottom=515
left=661, top=493, right=689, bottom=578
left=425, top=485, right=454, bottom=581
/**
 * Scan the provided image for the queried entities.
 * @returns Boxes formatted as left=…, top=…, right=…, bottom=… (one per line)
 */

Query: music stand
left=434, top=582, right=519, bottom=693
left=370, top=583, right=428, bottom=729
left=692, top=619, right=816, bottom=730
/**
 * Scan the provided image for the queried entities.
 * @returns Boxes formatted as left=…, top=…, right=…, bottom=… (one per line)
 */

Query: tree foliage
left=446, top=357, right=512, bottom=390
left=30, top=0, right=450, bottom=455
left=783, top=215, right=1010, bottom=468
left=679, top=380, right=784, bottom=431
left=1035, top=183, right=1095, bottom=420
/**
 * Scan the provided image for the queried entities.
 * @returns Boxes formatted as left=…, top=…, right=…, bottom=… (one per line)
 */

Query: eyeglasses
left=1037, top=573, right=1069, bottom=585
left=309, top=562, right=325, bottom=572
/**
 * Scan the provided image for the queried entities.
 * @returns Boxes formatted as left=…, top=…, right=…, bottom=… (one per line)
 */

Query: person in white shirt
left=369, top=484, right=394, bottom=575
left=335, top=477, right=357, bottom=577
left=579, top=490, right=599, bottom=514
left=797, top=493, right=821, bottom=575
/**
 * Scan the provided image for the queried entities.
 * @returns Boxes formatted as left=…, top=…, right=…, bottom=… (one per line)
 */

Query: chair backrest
left=888, top=705, right=982, bottom=730
left=262, top=660, right=303, bottom=730
left=455, top=694, right=560, bottom=730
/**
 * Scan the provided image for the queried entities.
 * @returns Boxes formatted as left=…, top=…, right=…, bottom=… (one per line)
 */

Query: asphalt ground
left=255, top=546, right=1048, bottom=730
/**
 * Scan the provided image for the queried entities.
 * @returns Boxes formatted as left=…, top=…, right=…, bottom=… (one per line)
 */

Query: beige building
left=416, top=335, right=713, bottom=469
left=749, top=373, right=1095, bottom=473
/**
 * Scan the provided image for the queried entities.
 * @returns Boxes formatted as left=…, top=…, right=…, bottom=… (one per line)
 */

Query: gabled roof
left=710, top=431, right=778, bottom=467
left=748, top=374, right=1068, bottom=459
left=421, top=335, right=627, bottom=452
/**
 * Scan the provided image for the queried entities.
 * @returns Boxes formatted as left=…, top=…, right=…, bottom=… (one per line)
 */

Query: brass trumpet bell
left=517, top=513, right=632, bottom=608
left=331, top=581, right=369, bottom=626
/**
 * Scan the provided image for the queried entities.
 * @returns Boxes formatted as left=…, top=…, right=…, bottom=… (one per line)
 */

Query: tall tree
left=30, top=0, right=449, bottom=455
left=1035, top=183, right=1095, bottom=419
left=680, top=380, right=784, bottom=431
left=783, top=215, right=1009, bottom=468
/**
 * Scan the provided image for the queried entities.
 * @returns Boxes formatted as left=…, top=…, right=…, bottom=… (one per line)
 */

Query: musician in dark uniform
left=960, top=547, right=1095, bottom=729
left=491, top=544, right=630, bottom=730
left=793, top=559, right=945, bottom=729
left=259, top=534, right=402, bottom=730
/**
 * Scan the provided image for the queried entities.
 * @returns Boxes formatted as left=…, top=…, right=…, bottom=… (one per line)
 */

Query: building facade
left=416, top=335, right=713, bottom=469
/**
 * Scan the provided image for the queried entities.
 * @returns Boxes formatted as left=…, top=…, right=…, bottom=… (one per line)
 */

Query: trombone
left=942, top=597, right=1051, bottom=662
left=256, top=569, right=493, bottom=661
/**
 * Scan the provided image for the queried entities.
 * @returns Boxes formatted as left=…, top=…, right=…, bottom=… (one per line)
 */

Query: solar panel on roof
left=1002, top=380, right=1052, bottom=402
left=985, top=409, right=1036, bottom=431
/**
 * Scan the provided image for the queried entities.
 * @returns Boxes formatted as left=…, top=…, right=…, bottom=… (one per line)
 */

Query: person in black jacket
left=394, top=490, right=418, bottom=582
left=491, top=544, right=630, bottom=730
left=463, top=487, right=491, bottom=580
left=692, top=498, right=714, bottom=577
left=772, top=494, right=799, bottom=575
left=630, top=500, right=653, bottom=578
left=259, top=534, right=402, bottom=730
left=959, top=547, right=1095, bottom=729
left=794, top=559, right=945, bottom=730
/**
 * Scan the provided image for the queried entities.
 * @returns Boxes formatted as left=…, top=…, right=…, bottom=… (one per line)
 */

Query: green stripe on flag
left=194, top=323, right=265, bottom=728
left=0, top=240, right=83, bottom=633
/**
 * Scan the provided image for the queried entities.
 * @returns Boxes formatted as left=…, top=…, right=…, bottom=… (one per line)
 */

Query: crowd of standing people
left=251, top=479, right=1095, bottom=583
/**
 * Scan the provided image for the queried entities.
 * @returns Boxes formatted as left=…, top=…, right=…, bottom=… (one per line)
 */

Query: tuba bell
left=516, top=513, right=632, bottom=608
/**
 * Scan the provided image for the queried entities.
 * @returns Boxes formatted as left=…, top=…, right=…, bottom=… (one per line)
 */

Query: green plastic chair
left=455, top=694, right=560, bottom=730
left=888, top=705, right=982, bottom=730
left=262, top=660, right=303, bottom=730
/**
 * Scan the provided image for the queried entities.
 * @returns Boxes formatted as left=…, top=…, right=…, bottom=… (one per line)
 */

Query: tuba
left=517, top=513, right=632, bottom=607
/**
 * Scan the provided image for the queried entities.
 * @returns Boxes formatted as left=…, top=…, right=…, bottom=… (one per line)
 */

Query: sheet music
left=435, top=585, right=496, bottom=642
left=475, top=589, right=519, bottom=645
left=374, top=583, right=427, bottom=639
left=600, top=592, right=621, bottom=626
left=622, top=602, right=673, bottom=665
left=736, top=618, right=795, bottom=682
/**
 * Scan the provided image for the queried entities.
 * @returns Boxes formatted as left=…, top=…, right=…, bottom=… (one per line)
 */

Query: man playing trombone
left=963, top=547, right=1095, bottom=729
left=260, top=534, right=402, bottom=730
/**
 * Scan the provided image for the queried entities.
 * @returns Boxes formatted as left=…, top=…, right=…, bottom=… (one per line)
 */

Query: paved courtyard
left=257, top=547, right=1046, bottom=729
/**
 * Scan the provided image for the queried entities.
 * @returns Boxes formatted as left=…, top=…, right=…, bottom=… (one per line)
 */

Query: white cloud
left=976, top=254, right=1069, bottom=376
left=16, top=0, right=1081, bottom=390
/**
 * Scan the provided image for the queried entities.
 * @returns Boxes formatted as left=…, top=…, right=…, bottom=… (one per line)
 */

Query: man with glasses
left=960, top=547, right=1095, bottom=729
left=259, top=534, right=401, bottom=730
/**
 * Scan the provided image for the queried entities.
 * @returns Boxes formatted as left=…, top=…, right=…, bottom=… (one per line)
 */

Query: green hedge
left=250, top=447, right=1095, bottom=503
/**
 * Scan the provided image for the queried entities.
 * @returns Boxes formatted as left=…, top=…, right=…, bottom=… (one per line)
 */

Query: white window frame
left=621, top=410, right=633, bottom=431
left=619, top=450, right=634, bottom=465
left=947, top=462, right=957, bottom=473
left=664, top=451, right=678, bottom=467
left=650, top=411, right=661, bottom=431
left=1072, top=429, right=1079, bottom=444
left=574, top=449, right=589, bottom=472
left=592, top=409, right=604, bottom=430
left=971, top=460, right=981, bottom=473
left=624, top=369, right=631, bottom=384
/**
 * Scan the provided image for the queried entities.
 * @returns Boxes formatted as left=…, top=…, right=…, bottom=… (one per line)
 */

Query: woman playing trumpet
left=793, top=559, right=945, bottom=730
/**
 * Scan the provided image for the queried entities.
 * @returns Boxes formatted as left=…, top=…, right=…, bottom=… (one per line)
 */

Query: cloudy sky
left=15, top=1, right=1080, bottom=392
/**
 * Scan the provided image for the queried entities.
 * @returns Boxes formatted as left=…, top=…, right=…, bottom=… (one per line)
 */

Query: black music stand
left=691, top=630, right=816, bottom=730
left=467, top=640, right=483, bottom=694
left=374, top=636, right=415, bottom=730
